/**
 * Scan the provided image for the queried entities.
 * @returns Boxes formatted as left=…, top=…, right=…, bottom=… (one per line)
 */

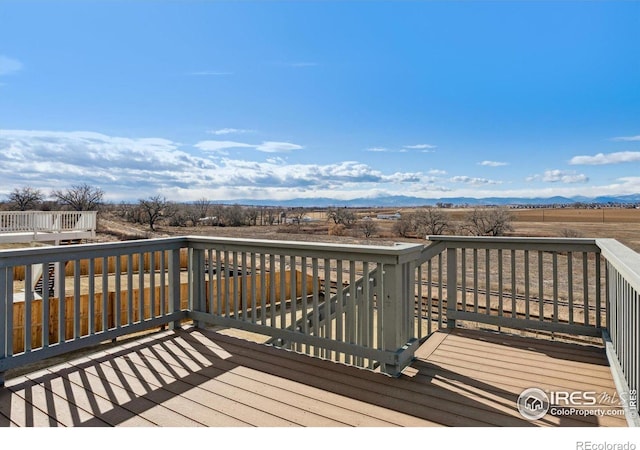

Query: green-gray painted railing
left=421, top=236, right=640, bottom=422
left=0, top=236, right=423, bottom=383
left=1, top=234, right=639, bottom=406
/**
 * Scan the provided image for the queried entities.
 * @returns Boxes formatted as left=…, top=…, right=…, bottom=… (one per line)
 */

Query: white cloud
left=428, top=169, right=447, bottom=175
left=208, top=128, right=255, bottom=136
left=195, top=140, right=303, bottom=154
left=449, top=176, right=501, bottom=186
left=366, top=147, right=389, bottom=152
left=527, top=170, right=589, bottom=184
left=478, top=160, right=508, bottom=167
left=0, top=55, right=22, bottom=76
left=255, top=141, right=303, bottom=153
left=611, top=136, right=640, bottom=142
left=194, top=140, right=254, bottom=153
left=403, top=144, right=437, bottom=150
left=570, top=151, right=640, bottom=165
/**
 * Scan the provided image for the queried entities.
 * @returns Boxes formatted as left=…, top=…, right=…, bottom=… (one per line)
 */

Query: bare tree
left=138, top=195, right=172, bottom=231
left=414, top=207, right=451, bottom=236
left=225, top=204, right=247, bottom=227
left=327, top=207, right=356, bottom=226
left=7, top=186, right=44, bottom=211
left=193, top=197, right=211, bottom=221
left=357, top=219, right=378, bottom=238
left=393, top=212, right=415, bottom=237
left=51, top=183, right=104, bottom=211
left=464, top=207, right=514, bottom=236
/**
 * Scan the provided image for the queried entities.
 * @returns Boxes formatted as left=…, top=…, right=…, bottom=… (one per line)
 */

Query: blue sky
left=1, top=1, right=639, bottom=203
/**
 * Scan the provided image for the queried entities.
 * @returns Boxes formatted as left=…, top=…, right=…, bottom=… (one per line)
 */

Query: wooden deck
left=0, top=326, right=628, bottom=427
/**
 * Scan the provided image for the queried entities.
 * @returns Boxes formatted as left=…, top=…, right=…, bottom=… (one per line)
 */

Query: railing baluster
left=43, top=263, right=50, bottom=347
left=473, top=249, right=478, bottom=315
left=583, top=252, right=590, bottom=326
left=233, top=252, right=240, bottom=319
left=74, top=260, right=81, bottom=339
left=461, top=248, right=467, bottom=313
left=269, top=254, right=276, bottom=328
left=438, top=253, right=443, bottom=328
left=24, top=265, right=33, bottom=353
left=57, top=259, right=66, bottom=343
left=216, top=250, right=222, bottom=317
left=127, top=254, right=133, bottom=325
left=290, top=255, right=298, bottom=351
left=511, top=250, right=516, bottom=319
left=312, top=258, right=320, bottom=357
left=241, top=252, right=248, bottom=322
left=260, top=254, right=267, bottom=326
left=568, top=251, right=574, bottom=324
left=595, top=254, right=601, bottom=329
left=498, top=249, right=503, bottom=319
left=427, top=259, right=432, bottom=335
left=139, top=252, right=145, bottom=322
left=150, top=251, right=157, bottom=318
left=553, top=252, right=558, bottom=323
left=88, top=258, right=95, bottom=335
left=416, top=265, right=423, bottom=340
left=323, top=258, right=333, bottom=359
left=301, top=256, right=308, bottom=354
left=251, top=253, right=257, bottom=324
left=160, top=251, right=166, bottom=316
left=524, top=250, right=530, bottom=320
left=101, top=257, right=108, bottom=332
left=279, top=255, right=286, bottom=332
left=538, top=251, right=544, bottom=322
left=485, top=249, right=490, bottom=316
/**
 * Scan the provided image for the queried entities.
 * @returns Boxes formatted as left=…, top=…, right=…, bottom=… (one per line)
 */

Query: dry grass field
left=96, top=207, right=639, bottom=252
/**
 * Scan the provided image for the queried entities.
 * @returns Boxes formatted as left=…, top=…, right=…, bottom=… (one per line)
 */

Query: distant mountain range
left=217, top=194, right=640, bottom=208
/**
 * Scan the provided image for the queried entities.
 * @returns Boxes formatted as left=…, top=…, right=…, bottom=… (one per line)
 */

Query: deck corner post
left=380, top=248, right=420, bottom=376
left=446, top=247, right=457, bottom=329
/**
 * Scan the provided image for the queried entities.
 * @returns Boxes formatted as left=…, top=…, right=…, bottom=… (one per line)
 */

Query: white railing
left=0, top=211, right=97, bottom=234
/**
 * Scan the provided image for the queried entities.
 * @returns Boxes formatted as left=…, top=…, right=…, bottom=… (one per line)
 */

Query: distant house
left=376, top=212, right=401, bottom=220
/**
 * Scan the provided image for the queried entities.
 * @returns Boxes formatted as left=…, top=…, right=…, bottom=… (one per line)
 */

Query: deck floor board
left=0, top=326, right=629, bottom=427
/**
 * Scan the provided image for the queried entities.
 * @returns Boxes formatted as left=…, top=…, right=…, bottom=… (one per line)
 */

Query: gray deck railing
left=0, top=236, right=423, bottom=382
left=420, top=236, right=640, bottom=422
left=0, top=235, right=639, bottom=398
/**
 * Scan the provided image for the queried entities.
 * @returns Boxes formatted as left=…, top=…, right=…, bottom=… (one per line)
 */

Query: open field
left=89, top=207, right=640, bottom=253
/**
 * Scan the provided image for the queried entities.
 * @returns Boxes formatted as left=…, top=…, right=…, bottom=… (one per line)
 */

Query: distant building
left=376, top=213, right=401, bottom=220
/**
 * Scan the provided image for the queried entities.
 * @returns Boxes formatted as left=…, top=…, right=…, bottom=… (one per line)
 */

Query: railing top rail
left=0, top=236, right=188, bottom=267
left=597, top=238, right=640, bottom=292
left=0, top=210, right=97, bottom=216
left=186, top=235, right=424, bottom=263
left=427, top=235, right=601, bottom=252
left=0, top=235, right=425, bottom=267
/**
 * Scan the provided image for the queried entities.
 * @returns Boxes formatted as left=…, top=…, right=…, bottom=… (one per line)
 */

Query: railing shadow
left=0, top=325, right=624, bottom=427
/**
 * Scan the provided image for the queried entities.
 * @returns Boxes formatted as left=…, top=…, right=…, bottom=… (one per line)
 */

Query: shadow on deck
left=0, top=326, right=627, bottom=427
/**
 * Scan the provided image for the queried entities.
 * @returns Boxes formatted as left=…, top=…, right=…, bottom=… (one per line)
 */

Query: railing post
left=381, top=262, right=403, bottom=376
left=447, top=247, right=457, bottom=329
left=189, top=247, right=206, bottom=328
left=380, top=246, right=421, bottom=376
left=168, top=248, right=182, bottom=330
